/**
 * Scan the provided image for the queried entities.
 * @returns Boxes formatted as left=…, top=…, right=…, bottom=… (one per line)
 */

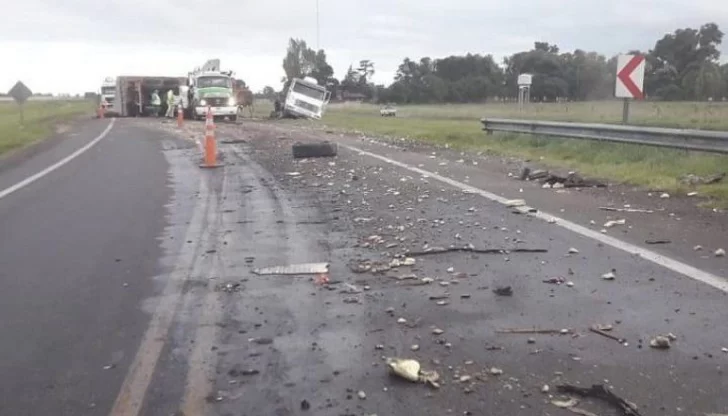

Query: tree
left=281, top=38, right=334, bottom=87
left=262, top=86, right=276, bottom=100
left=358, top=60, right=375, bottom=84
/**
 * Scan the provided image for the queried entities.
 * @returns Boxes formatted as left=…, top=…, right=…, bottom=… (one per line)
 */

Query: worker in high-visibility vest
left=150, top=90, right=161, bottom=117
left=165, top=89, right=176, bottom=118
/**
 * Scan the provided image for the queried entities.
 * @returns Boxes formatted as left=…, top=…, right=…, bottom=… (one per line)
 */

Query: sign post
left=615, top=55, right=645, bottom=124
left=8, top=81, right=33, bottom=126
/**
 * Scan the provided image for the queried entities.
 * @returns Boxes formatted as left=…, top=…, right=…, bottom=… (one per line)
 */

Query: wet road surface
left=0, top=116, right=727, bottom=416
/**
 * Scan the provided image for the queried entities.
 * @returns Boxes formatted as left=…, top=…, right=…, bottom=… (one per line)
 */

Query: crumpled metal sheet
left=253, top=262, right=329, bottom=275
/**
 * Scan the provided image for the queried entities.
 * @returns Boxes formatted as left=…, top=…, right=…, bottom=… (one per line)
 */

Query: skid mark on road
left=0, top=119, right=115, bottom=201
left=109, top=174, right=209, bottom=416
left=342, top=143, right=728, bottom=293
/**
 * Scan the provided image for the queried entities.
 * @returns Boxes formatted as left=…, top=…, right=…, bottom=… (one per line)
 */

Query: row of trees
left=271, top=22, right=726, bottom=103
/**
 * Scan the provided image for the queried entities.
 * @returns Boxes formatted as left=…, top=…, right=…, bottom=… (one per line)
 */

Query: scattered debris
left=552, top=398, right=579, bottom=408
left=432, top=328, right=444, bottom=335
left=527, top=338, right=536, bottom=344
left=604, top=219, right=626, bottom=228
left=251, top=337, right=274, bottom=345
left=601, top=271, right=616, bottom=281
left=715, top=248, right=726, bottom=257
left=410, top=344, right=420, bottom=351
left=404, top=246, right=547, bottom=257
left=679, top=172, right=725, bottom=185
left=493, top=286, right=513, bottom=296
left=687, top=191, right=699, bottom=197
left=215, top=282, right=242, bottom=293
left=649, top=336, right=671, bottom=349
left=568, top=247, right=580, bottom=254
left=660, top=193, right=670, bottom=199
left=357, top=390, right=367, bottom=400
left=253, top=262, right=329, bottom=275
left=543, top=277, right=566, bottom=285
left=489, top=367, right=503, bottom=376
left=589, top=325, right=625, bottom=344
left=397, top=318, right=407, bottom=324
left=599, top=207, right=653, bottom=214
left=300, top=399, right=310, bottom=411
left=459, top=375, right=472, bottom=383
left=694, top=245, right=703, bottom=251
left=645, top=239, right=671, bottom=245
left=556, top=384, right=643, bottom=416
left=721, top=347, right=728, bottom=353
left=386, top=358, right=440, bottom=388
left=497, top=328, right=570, bottom=335
left=542, top=384, right=550, bottom=394
left=285, top=172, right=301, bottom=177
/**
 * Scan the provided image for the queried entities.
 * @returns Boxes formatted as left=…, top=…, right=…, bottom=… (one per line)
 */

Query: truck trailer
left=107, top=76, right=187, bottom=117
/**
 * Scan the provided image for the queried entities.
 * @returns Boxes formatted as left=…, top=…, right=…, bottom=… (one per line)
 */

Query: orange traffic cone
left=200, top=106, right=222, bottom=168
left=177, top=104, right=184, bottom=127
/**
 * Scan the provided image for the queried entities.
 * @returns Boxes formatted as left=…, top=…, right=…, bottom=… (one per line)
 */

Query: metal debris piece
left=429, top=294, right=449, bottom=300
left=436, top=300, right=449, bottom=306
left=253, top=262, right=329, bottom=275
left=599, top=207, right=654, bottom=214
left=645, top=239, right=671, bottom=245
left=404, top=246, right=547, bottom=257
left=343, top=297, right=360, bottom=304
left=543, top=277, right=566, bottom=285
left=215, top=282, right=242, bottom=293
left=556, top=384, right=643, bottom=416
left=497, top=328, right=568, bottom=335
left=493, top=286, right=513, bottom=296
left=285, top=172, right=301, bottom=177
left=649, top=336, right=671, bottom=349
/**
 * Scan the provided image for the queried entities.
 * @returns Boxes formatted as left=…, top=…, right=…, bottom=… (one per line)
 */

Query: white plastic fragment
left=253, top=262, right=329, bottom=275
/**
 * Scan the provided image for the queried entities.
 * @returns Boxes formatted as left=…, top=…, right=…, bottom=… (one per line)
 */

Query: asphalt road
left=1, top=116, right=727, bottom=416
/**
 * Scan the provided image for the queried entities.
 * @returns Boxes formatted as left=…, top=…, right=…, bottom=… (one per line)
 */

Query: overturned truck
left=107, top=76, right=187, bottom=117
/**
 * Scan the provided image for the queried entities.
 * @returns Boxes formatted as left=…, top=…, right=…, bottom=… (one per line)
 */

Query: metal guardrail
left=481, top=118, right=728, bottom=154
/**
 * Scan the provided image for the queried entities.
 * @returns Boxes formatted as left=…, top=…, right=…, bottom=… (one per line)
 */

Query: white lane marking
left=342, top=144, right=728, bottom=293
left=0, top=119, right=116, bottom=201
left=109, top=175, right=209, bottom=416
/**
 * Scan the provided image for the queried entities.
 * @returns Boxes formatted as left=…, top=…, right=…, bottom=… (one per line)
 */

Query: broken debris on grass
left=253, top=262, right=329, bottom=275
left=556, top=384, right=643, bottom=416
left=404, top=246, right=547, bottom=257
left=386, top=357, right=440, bottom=388
left=599, top=207, right=654, bottom=214
left=679, top=172, right=725, bottom=185
left=520, top=169, right=607, bottom=188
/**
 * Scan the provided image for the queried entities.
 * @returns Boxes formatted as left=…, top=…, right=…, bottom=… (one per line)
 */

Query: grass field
left=319, top=101, right=728, bottom=206
left=0, top=100, right=94, bottom=157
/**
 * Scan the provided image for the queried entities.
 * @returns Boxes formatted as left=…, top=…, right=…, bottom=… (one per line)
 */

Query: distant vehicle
left=100, top=77, right=116, bottom=114
left=282, top=77, right=331, bottom=120
left=182, top=59, right=238, bottom=122
left=380, top=105, right=397, bottom=117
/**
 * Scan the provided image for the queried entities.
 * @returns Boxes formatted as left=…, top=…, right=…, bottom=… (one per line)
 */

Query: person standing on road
left=165, top=89, right=176, bottom=118
left=150, top=90, right=161, bottom=117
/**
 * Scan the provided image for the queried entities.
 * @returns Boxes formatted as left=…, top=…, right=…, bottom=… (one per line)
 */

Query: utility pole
left=316, top=0, right=320, bottom=50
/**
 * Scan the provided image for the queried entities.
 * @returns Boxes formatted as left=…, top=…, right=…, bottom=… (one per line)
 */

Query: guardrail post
left=622, top=99, right=630, bottom=124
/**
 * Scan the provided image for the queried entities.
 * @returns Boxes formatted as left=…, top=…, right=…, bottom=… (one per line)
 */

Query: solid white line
left=0, top=119, right=116, bottom=201
left=342, top=144, right=728, bottom=293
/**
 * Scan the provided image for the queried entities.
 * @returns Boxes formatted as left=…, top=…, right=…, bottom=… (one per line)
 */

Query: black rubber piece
left=292, top=141, right=338, bottom=158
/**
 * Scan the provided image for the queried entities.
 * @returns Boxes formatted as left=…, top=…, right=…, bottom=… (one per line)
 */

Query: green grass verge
left=0, top=100, right=95, bottom=157
left=320, top=102, right=728, bottom=206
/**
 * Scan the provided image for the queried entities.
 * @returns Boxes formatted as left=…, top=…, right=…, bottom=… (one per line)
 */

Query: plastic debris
left=599, top=207, right=653, bottom=214
left=694, top=245, right=703, bottom=251
left=721, top=347, right=728, bottom=353
left=505, top=199, right=526, bottom=207
left=410, top=344, right=420, bottom=351
left=397, top=318, right=407, bottom=324
left=357, top=390, right=366, bottom=400
left=432, top=328, right=444, bottom=335
left=660, top=192, right=670, bottom=199
left=552, top=398, right=579, bottom=408
left=542, top=384, right=550, bottom=393
left=715, top=248, right=726, bottom=257
left=253, top=262, right=329, bottom=275
left=402, top=257, right=416, bottom=266
left=489, top=367, right=503, bottom=375
left=649, top=335, right=671, bottom=349
left=386, top=358, right=440, bottom=388
left=604, top=219, right=626, bottom=228
left=601, top=271, right=616, bottom=280
left=493, top=286, right=513, bottom=296
left=568, top=247, right=579, bottom=254
left=459, top=375, right=472, bottom=383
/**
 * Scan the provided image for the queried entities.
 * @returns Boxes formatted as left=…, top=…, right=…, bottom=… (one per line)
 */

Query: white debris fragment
left=650, top=335, right=671, bottom=349
left=446, top=267, right=455, bottom=273
left=552, top=182, right=565, bottom=189
left=721, top=347, right=728, bottom=353
left=285, top=172, right=301, bottom=177
left=660, top=192, right=670, bottom=199
left=489, top=367, right=503, bottom=376
left=568, top=247, right=579, bottom=254
left=358, top=390, right=367, bottom=400
left=541, top=384, right=550, bottom=394
left=421, top=277, right=435, bottom=284
left=566, top=281, right=574, bottom=287
left=687, top=191, right=698, bottom=197
left=694, top=245, right=703, bottom=251
left=547, top=218, right=557, bottom=224
left=253, top=262, right=329, bottom=275
left=403, top=257, right=416, bottom=266
left=459, top=375, right=472, bottom=383
left=542, top=183, right=552, bottom=189
left=397, top=318, right=407, bottom=324
left=601, top=271, right=616, bottom=280
left=505, top=199, right=526, bottom=207
left=411, top=344, right=420, bottom=351
left=604, top=219, right=626, bottom=228
left=715, top=248, right=726, bottom=257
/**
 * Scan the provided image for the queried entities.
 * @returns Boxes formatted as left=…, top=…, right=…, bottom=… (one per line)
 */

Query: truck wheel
left=292, top=141, right=338, bottom=159
left=230, top=115, right=238, bottom=123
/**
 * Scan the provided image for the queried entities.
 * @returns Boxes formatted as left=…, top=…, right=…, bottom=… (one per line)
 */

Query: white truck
left=182, top=59, right=238, bottom=121
left=282, top=77, right=331, bottom=120
left=100, top=77, right=117, bottom=114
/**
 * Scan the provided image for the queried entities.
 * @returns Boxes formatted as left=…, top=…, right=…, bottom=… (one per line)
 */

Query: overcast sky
left=1, top=0, right=726, bottom=94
